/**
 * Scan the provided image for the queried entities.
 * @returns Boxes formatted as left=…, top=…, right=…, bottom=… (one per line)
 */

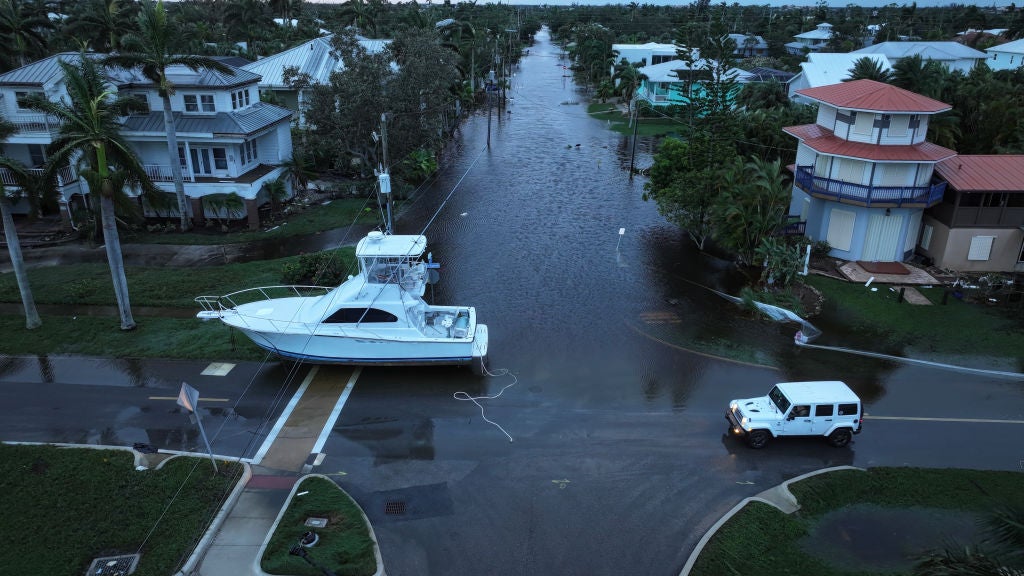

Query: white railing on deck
left=0, top=165, right=78, bottom=187
left=144, top=165, right=195, bottom=182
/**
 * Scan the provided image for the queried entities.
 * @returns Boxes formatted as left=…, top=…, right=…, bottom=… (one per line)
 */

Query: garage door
left=863, top=212, right=903, bottom=261
left=826, top=208, right=856, bottom=252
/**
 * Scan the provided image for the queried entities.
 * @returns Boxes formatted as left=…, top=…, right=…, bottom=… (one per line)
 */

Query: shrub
left=281, top=251, right=349, bottom=286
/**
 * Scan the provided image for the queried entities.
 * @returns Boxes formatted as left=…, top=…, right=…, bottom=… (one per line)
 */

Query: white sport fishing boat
left=196, top=172, right=488, bottom=372
left=196, top=230, right=488, bottom=372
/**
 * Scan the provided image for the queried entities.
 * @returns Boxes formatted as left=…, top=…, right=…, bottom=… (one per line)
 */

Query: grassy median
left=690, top=467, right=1024, bottom=576
left=0, top=444, right=242, bottom=576
left=261, top=476, right=377, bottom=576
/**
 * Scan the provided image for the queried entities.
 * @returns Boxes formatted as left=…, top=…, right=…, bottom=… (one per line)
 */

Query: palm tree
left=891, top=54, right=946, bottom=100
left=915, top=506, right=1024, bottom=575
left=27, top=54, right=158, bottom=331
left=845, top=57, right=894, bottom=83
left=0, top=118, right=42, bottom=329
left=0, top=0, right=54, bottom=68
left=64, top=0, right=140, bottom=52
left=105, top=0, right=234, bottom=232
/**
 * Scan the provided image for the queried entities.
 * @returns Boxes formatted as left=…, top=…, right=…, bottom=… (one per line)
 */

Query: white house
left=785, top=23, right=833, bottom=55
left=727, top=34, right=769, bottom=57
left=634, top=57, right=753, bottom=107
left=610, top=42, right=678, bottom=73
left=985, top=38, right=1024, bottom=71
left=784, top=79, right=955, bottom=263
left=243, top=34, right=391, bottom=125
left=852, top=41, right=988, bottom=73
left=0, top=52, right=294, bottom=230
left=787, top=53, right=892, bottom=101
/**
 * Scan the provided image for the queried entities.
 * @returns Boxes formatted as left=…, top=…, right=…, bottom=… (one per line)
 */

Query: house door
left=190, top=148, right=213, bottom=176
left=863, top=212, right=903, bottom=261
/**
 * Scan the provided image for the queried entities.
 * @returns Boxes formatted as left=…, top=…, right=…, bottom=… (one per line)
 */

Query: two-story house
left=852, top=42, right=988, bottom=74
left=985, top=38, right=1024, bottom=71
left=0, top=52, right=294, bottom=230
left=785, top=23, right=834, bottom=55
left=634, top=49, right=753, bottom=108
left=784, top=79, right=955, bottom=263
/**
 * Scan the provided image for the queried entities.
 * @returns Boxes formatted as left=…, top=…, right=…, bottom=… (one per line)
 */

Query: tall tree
left=105, top=0, right=234, bottom=232
left=713, top=156, right=792, bottom=265
left=27, top=55, right=158, bottom=330
left=0, top=0, right=54, bottom=69
left=0, top=118, right=41, bottom=329
left=64, top=0, right=141, bottom=52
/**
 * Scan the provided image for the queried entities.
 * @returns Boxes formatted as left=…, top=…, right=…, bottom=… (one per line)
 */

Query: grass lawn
left=0, top=444, right=242, bottom=576
left=587, top=102, right=683, bottom=137
left=261, top=476, right=377, bottom=576
left=122, top=197, right=378, bottom=245
left=690, top=467, right=1024, bottom=576
left=804, top=275, right=1024, bottom=366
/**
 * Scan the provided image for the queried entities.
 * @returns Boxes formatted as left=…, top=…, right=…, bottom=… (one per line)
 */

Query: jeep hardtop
left=726, top=381, right=862, bottom=449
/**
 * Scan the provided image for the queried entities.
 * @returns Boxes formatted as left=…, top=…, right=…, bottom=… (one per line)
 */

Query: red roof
left=796, top=79, right=951, bottom=113
left=784, top=124, right=957, bottom=162
left=935, top=155, right=1024, bottom=192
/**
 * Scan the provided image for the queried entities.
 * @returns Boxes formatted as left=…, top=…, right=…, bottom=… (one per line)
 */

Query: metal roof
left=852, top=41, right=987, bottom=62
left=987, top=38, right=1024, bottom=55
left=794, top=23, right=834, bottom=40
left=935, top=155, right=1024, bottom=193
left=0, top=52, right=95, bottom=86
left=784, top=124, right=957, bottom=163
left=796, top=79, right=951, bottom=114
left=797, top=53, right=892, bottom=90
left=242, top=34, right=391, bottom=88
left=121, top=102, right=292, bottom=136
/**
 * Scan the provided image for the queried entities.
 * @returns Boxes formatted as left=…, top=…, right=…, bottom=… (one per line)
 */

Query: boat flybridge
left=196, top=230, right=489, bottom=373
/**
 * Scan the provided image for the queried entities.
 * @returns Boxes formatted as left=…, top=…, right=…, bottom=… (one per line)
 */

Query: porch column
left=244, top=198, right=260, bottom=230
left=58, top=200, right=74, bottom=232
left=190, top=197, right=205, bottom=228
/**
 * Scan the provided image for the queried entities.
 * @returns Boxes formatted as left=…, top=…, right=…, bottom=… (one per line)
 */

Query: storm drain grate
left=87, top=553, right=140, bottom=575
left=384, top=501, right=407, bottom=515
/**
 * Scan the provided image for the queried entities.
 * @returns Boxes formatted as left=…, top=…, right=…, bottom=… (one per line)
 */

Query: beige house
left=920, top=156, right=1024, bottom=273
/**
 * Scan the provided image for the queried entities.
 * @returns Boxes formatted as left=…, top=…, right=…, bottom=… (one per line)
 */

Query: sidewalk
left=185, top=365, right=383, bottom=576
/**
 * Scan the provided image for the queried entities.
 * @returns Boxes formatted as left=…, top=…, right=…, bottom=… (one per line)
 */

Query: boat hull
left=237, top=324, right=489, bottom=368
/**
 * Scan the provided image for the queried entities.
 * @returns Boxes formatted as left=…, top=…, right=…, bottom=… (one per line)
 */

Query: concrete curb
left=254, top=473, right=386, bottom=576
left=177, top=461, right=253, bottom=576
left=678, top=465, right=866, bottom=576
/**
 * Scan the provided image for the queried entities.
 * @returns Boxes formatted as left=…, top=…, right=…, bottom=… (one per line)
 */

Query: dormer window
left=231, top=89, right=250, bottom=110
left=184, top=94, right=215, bottom=113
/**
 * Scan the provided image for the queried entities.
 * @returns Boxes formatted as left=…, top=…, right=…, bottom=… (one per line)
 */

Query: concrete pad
left=212, top=516, right=276, bottom=545
left=901, top=286, right=932, bottom=305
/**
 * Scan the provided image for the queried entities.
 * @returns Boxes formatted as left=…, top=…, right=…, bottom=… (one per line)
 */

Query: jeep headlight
left=741, top=417, right=749, bottom=426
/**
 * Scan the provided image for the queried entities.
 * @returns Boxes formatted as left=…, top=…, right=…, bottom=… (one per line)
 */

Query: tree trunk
left=0, top=195, right=42, bottom=329
left=96, top=147, right=136, bottom=330
left=162, top=93, right=191, bottom=231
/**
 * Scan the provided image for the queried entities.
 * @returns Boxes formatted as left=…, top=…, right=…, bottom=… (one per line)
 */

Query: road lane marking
left=864, top=415, right=1024, bottom=425
left=252, top=366, right=319, bottom=465
left=148, top=396, right=229, bottom=402
left=311, top=367, right=361, bottom=455
left=201, top=362, right=235, bottom=376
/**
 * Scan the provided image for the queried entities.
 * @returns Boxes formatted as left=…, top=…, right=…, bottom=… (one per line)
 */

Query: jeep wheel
left=827, top=428, right=852, bottom=448
left=747, top=430, right=770, bottom=449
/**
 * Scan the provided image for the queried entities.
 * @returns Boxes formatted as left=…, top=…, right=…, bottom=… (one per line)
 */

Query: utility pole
left=376, top=113, right=393, bottom=234
left=628, top=100, right=640, bottom=180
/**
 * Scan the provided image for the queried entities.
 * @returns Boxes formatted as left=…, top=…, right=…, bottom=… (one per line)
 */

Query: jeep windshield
left=768, top=386, right=791, bottom=413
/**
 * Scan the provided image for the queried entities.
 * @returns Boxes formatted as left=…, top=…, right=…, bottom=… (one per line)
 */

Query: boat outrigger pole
left=375, top=112, right=393, bottom=235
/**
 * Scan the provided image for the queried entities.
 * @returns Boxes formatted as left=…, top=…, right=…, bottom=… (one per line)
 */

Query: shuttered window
left=920, top=224, right=933, bottom=250
left=826, top=209, right=856, bottom=252
left=967, top=235, right=995, bottom=261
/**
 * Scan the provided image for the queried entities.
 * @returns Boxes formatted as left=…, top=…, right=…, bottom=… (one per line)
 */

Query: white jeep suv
left=726, top=381, right=862, bottom=449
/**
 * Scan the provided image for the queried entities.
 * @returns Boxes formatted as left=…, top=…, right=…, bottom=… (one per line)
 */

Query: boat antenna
left=374, top=112, right=394, bottom=234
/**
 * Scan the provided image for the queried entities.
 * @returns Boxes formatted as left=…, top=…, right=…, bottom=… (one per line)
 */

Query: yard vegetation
left=0, top=444, right=241, bottom=576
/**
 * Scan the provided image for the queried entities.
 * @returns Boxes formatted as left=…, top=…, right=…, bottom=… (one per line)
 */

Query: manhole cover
left=86, top=553, right=140, bottom=575
left=384, top=501, right=406, bottom=515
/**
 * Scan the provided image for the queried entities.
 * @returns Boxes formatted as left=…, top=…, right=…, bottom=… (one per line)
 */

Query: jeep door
left=812, top=403, right=836, bottom=433
left=783, top=405, right=814, bottom=435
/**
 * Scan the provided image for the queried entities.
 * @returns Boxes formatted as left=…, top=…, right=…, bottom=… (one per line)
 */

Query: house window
left=230, top=89, right=250, bottom=110
left=852, top=111, right=874, bottom=135
left=184, top=94, right=215, bottom=113
left=15, top=91, right=44, bottom=111
left=888, top=115, right=910, bottom=137
left=177, top=146, right=188, bottom=168
left=213, top=148, right=227, bottom=170
left=240, top=140, right=258, bottom=165
left=967, top=235, right=995, bottom=261
left=125, top=92, right=150, bottom=113
left=28, top=144, right=46, bottom=167
left=920, top=224, right=933, bottom=250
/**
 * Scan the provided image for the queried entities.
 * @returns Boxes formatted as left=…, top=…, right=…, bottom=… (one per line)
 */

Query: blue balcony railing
left=794, top=165, right=946, bottom=207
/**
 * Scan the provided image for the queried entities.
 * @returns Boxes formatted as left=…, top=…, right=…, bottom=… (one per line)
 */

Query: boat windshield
left=768, top=386, right=790, bottom=413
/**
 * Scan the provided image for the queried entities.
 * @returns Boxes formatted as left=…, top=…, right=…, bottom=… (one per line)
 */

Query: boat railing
left=196, top=285, right=332, bottom=315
